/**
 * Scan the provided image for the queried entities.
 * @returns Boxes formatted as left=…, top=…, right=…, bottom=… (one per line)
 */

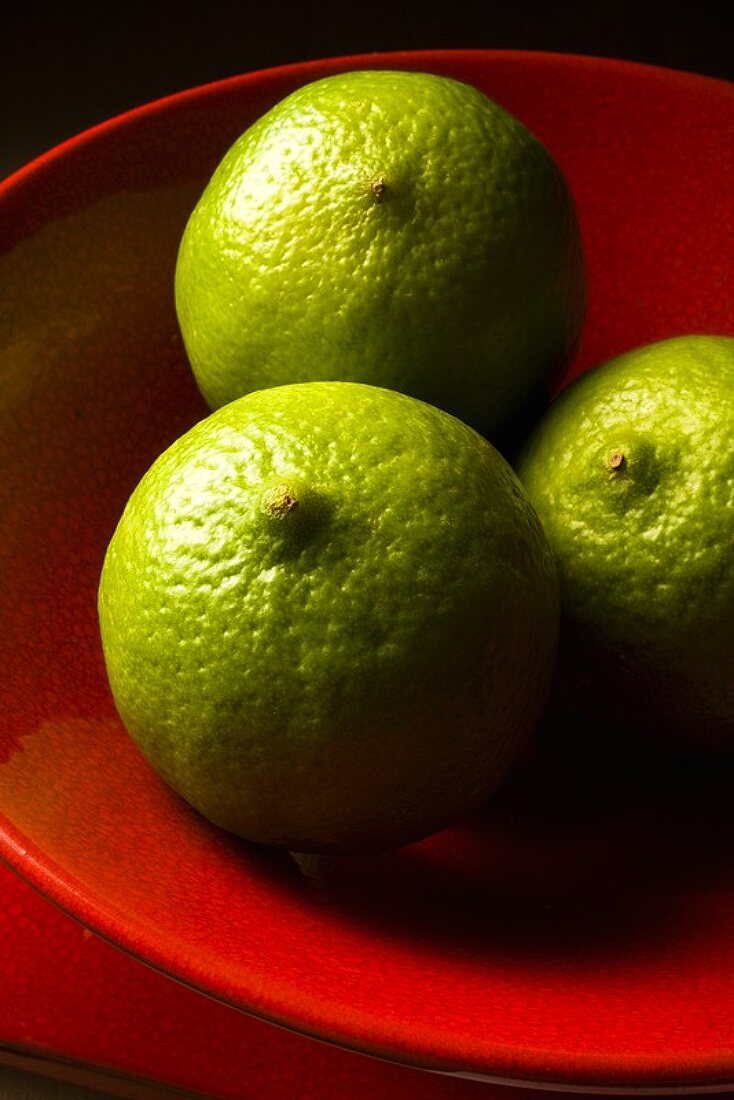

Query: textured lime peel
left=99, top=382, right=559, bottom=853
left=517, top=334, right=734, bottom=753
left=175, top=69, right=586, bottom=447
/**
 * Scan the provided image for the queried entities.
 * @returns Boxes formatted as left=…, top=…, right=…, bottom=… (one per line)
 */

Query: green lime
left=175, top=69, right=586, bottom=446
left=98, top=382, right=559, bottom=853
left=516, top=335, right=734, bottom=753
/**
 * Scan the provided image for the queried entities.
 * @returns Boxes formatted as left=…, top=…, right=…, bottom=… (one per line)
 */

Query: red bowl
left=1, top=50, right=733, bottom=1093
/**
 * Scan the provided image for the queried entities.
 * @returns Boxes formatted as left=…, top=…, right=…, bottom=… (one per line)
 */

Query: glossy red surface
left=1, top=859, right=541, bottom=1098
left=1, top=50, right=733, bottom=1093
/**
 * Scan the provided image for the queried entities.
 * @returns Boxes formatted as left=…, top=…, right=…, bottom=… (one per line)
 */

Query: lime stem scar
left=370, top=176, right=387, bottom=202
left=263, top=484, right=299, bottom=518
left=606, top=450, right=626, bottom=471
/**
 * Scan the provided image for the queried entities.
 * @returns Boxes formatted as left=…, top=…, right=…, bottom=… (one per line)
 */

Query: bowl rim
left=2, top=47, right=731, bottom=196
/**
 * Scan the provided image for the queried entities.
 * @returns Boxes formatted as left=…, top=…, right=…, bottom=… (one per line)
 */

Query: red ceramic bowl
left=1, top=50, right=733, bottom=1094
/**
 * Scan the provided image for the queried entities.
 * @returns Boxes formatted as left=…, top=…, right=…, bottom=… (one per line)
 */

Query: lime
left=98, top=382, right=559, bottom=853
left=516, top=335, right=734, bottom=753
left=175, top=69, right=586, bottom=446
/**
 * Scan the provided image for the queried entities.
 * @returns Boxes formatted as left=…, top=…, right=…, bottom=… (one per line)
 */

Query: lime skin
left=99, top=382, right=560, bottom=853
left=175, top=69, right=586, bottom=449
left=517, top=335, right=734, bottom=755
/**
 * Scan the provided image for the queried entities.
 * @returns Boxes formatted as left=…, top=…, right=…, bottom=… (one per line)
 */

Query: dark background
left=3, top=1, right=730, bottom=179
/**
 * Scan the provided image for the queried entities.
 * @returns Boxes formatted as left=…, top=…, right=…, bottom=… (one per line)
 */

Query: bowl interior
left=1, top=50, right=733, bottom=1091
